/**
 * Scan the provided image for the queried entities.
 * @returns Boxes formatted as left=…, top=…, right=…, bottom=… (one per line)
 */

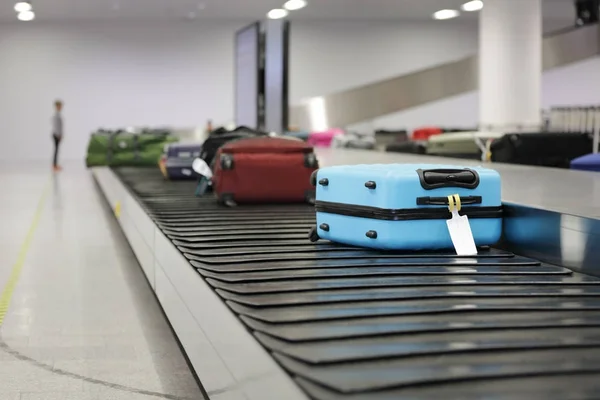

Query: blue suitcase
left=309, top=164, right=502, bottom=250
left=165, top=143, right=203, bottom=180
left=571, top=153, right=600, bottom=172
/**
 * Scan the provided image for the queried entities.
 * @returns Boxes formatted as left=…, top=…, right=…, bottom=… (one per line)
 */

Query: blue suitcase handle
left=417, top=168, right=480, bottom=190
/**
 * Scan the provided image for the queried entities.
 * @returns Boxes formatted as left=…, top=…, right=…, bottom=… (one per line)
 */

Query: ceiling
left=0, top=0, right=576, bottom=23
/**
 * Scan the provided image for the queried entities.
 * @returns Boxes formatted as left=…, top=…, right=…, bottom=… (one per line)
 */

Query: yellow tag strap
left=485, top=139, right=493, bottom=162
left=453, top=194, right=462, bottom=212
left=447, top=195, right=455, bottom=213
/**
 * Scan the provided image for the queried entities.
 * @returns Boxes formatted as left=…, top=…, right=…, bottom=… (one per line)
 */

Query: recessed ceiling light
left=267, top=8, right=288, bottom=19
left=432, top=9, right=460, bottom=20
left=283, top=0, right=307, bottom=11
left=17, top=10, right=35, bottom=21
left=14, top=1, right=32, bottom=12
left=461, top=0, right=484, bottom=12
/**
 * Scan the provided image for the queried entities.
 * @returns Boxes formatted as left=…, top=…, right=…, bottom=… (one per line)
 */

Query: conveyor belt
left=113, top=167, right=600, bottom=399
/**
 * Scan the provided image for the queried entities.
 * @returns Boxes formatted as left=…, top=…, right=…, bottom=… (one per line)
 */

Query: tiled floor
left=0, top=162, right=204, bottom=400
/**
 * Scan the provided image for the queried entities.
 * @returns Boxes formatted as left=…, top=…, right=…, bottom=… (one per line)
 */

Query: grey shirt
left=52, top=113, right=63, bottom=138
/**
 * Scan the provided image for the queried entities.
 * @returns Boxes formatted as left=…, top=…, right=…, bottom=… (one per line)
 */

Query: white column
left=479, top=0, right=542, bottom=132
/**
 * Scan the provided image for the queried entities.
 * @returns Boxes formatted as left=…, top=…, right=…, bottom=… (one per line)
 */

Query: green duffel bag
left=85, top=129, right=178, bottom=167
left=109, top=132, right=177, bottom=153
left=86, top=131, right=115, bottom=155
left=110, top=133, right=139, bottom=154
left=85, top=152, right=110, bottom=167
left=109, top=149, right=163, bottom=167
left=138, top=134, right=178, bottom=149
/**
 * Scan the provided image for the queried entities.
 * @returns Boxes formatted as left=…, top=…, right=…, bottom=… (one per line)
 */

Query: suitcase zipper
left=315, top=201, right=502, bottom=221
left=416, top=195, right=482, bottom=206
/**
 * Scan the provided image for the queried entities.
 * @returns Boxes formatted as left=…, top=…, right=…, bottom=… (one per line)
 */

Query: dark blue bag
left=164, top=143, right=202, bottom=180
left=571, top=153, right=600, bottom=172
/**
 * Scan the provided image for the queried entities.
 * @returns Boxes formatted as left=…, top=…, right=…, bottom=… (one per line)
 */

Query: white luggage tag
left=192, top=158, right=213, bottom=178
left=446, top=194, right=478, bottom=256
left=192, top=158, right=213, bottom=196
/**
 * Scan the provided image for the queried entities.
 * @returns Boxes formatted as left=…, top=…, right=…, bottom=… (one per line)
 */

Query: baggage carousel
left=92, top=150, right=600, bottom=400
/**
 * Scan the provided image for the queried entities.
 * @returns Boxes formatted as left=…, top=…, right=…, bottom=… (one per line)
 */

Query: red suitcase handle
left=222, top=137, right=314, bottom=154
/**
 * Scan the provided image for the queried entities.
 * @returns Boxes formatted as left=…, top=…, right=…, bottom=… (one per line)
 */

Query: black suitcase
left=490, top=132, right=593, bottom=168
left=375, top=129, right=408, bottom=147
left=442, top=128, right=478, bottom=133
left=385, top=141, right=426, bottom=154
left=200, top=126, right=267, bottom=167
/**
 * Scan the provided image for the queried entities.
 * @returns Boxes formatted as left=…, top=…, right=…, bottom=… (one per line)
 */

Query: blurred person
left=52, top=99, right=64, bottom=171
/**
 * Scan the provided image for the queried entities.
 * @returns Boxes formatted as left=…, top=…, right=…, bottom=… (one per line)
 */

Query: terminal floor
left=0, top=162, right=204, bottom=400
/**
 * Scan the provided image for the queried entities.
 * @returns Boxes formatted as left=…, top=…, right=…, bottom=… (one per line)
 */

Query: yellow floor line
left=0, top=180, right=51, bottom=327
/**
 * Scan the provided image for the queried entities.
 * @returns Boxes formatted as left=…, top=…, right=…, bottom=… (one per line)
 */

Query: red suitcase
left=212, top=137, right=319, bottom=205
left=412, top=126, right=443, bottom=141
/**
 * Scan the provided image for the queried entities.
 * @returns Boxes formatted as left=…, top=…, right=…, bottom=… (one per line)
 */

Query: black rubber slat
left=165, top=233, right=310, bottom=242
left=156, top=215, right=314, bottom=226
left=173, top=239, right=335, bottom=249
left=275, top=351, right=600, bottom=393
left=191, top=256, right=541, bottom=273
left=206, top=274, right=600, bottom=294
left=200, top=264, right=568, bottom=283
left=227, top=298, right=600, bottom=323
left=160, top=222, right=313, bottom=231
left=181, top=244, right=370, bottom=257
left=295, top=374, right=600, bottom=400
left=259, top=327, right=600, bottom=364
left=219, top=285, right=600, bottom=307
left=184, top=250, right=521, bottom=265
left=240, top=311, right=600, bottom=342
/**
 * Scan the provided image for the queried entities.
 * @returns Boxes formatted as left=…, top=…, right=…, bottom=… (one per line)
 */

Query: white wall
left=289, top=20, right=479, bottom=103
left=0, top=22, right=237, bottom=161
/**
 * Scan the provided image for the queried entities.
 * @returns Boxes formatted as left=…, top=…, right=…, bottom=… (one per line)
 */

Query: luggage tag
left=192, top=158, right=213, bottom=196
left=446, top=194, right=478, bottom=256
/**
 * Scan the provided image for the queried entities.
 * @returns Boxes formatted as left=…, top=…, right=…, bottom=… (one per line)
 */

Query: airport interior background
left=1, top=0, right=600, bottom=399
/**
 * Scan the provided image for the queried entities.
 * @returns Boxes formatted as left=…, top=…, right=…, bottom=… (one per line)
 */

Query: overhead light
left=432, top=9, right=460, bottom=20
left=283, top=0, right=307, bottom=11
left=461, top=0, right=484, bottom=12
left=17, top=10, right=35, bottom=21
left=14, top=1, right=32, bottom=12
left=267, top=8, right=288, bottom=19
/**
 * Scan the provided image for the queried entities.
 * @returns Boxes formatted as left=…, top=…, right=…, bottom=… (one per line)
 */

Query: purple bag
left=165, top=143, right=203, bottom=180
left=571, top=153, right=600, bottom=172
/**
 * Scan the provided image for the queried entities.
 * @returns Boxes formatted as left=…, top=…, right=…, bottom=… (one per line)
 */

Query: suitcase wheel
left=304, top=153, right=319, bottom=169
left=366, top=230, right=378, bottom=239
left=305, top=190, right=316, bottom=205
left=219, top=194, right=237, bottom=207
left=308, top=226, right=320, bottom=242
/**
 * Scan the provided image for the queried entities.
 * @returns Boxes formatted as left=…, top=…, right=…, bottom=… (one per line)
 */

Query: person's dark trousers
left=52, top=134, right=61, bottom=167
